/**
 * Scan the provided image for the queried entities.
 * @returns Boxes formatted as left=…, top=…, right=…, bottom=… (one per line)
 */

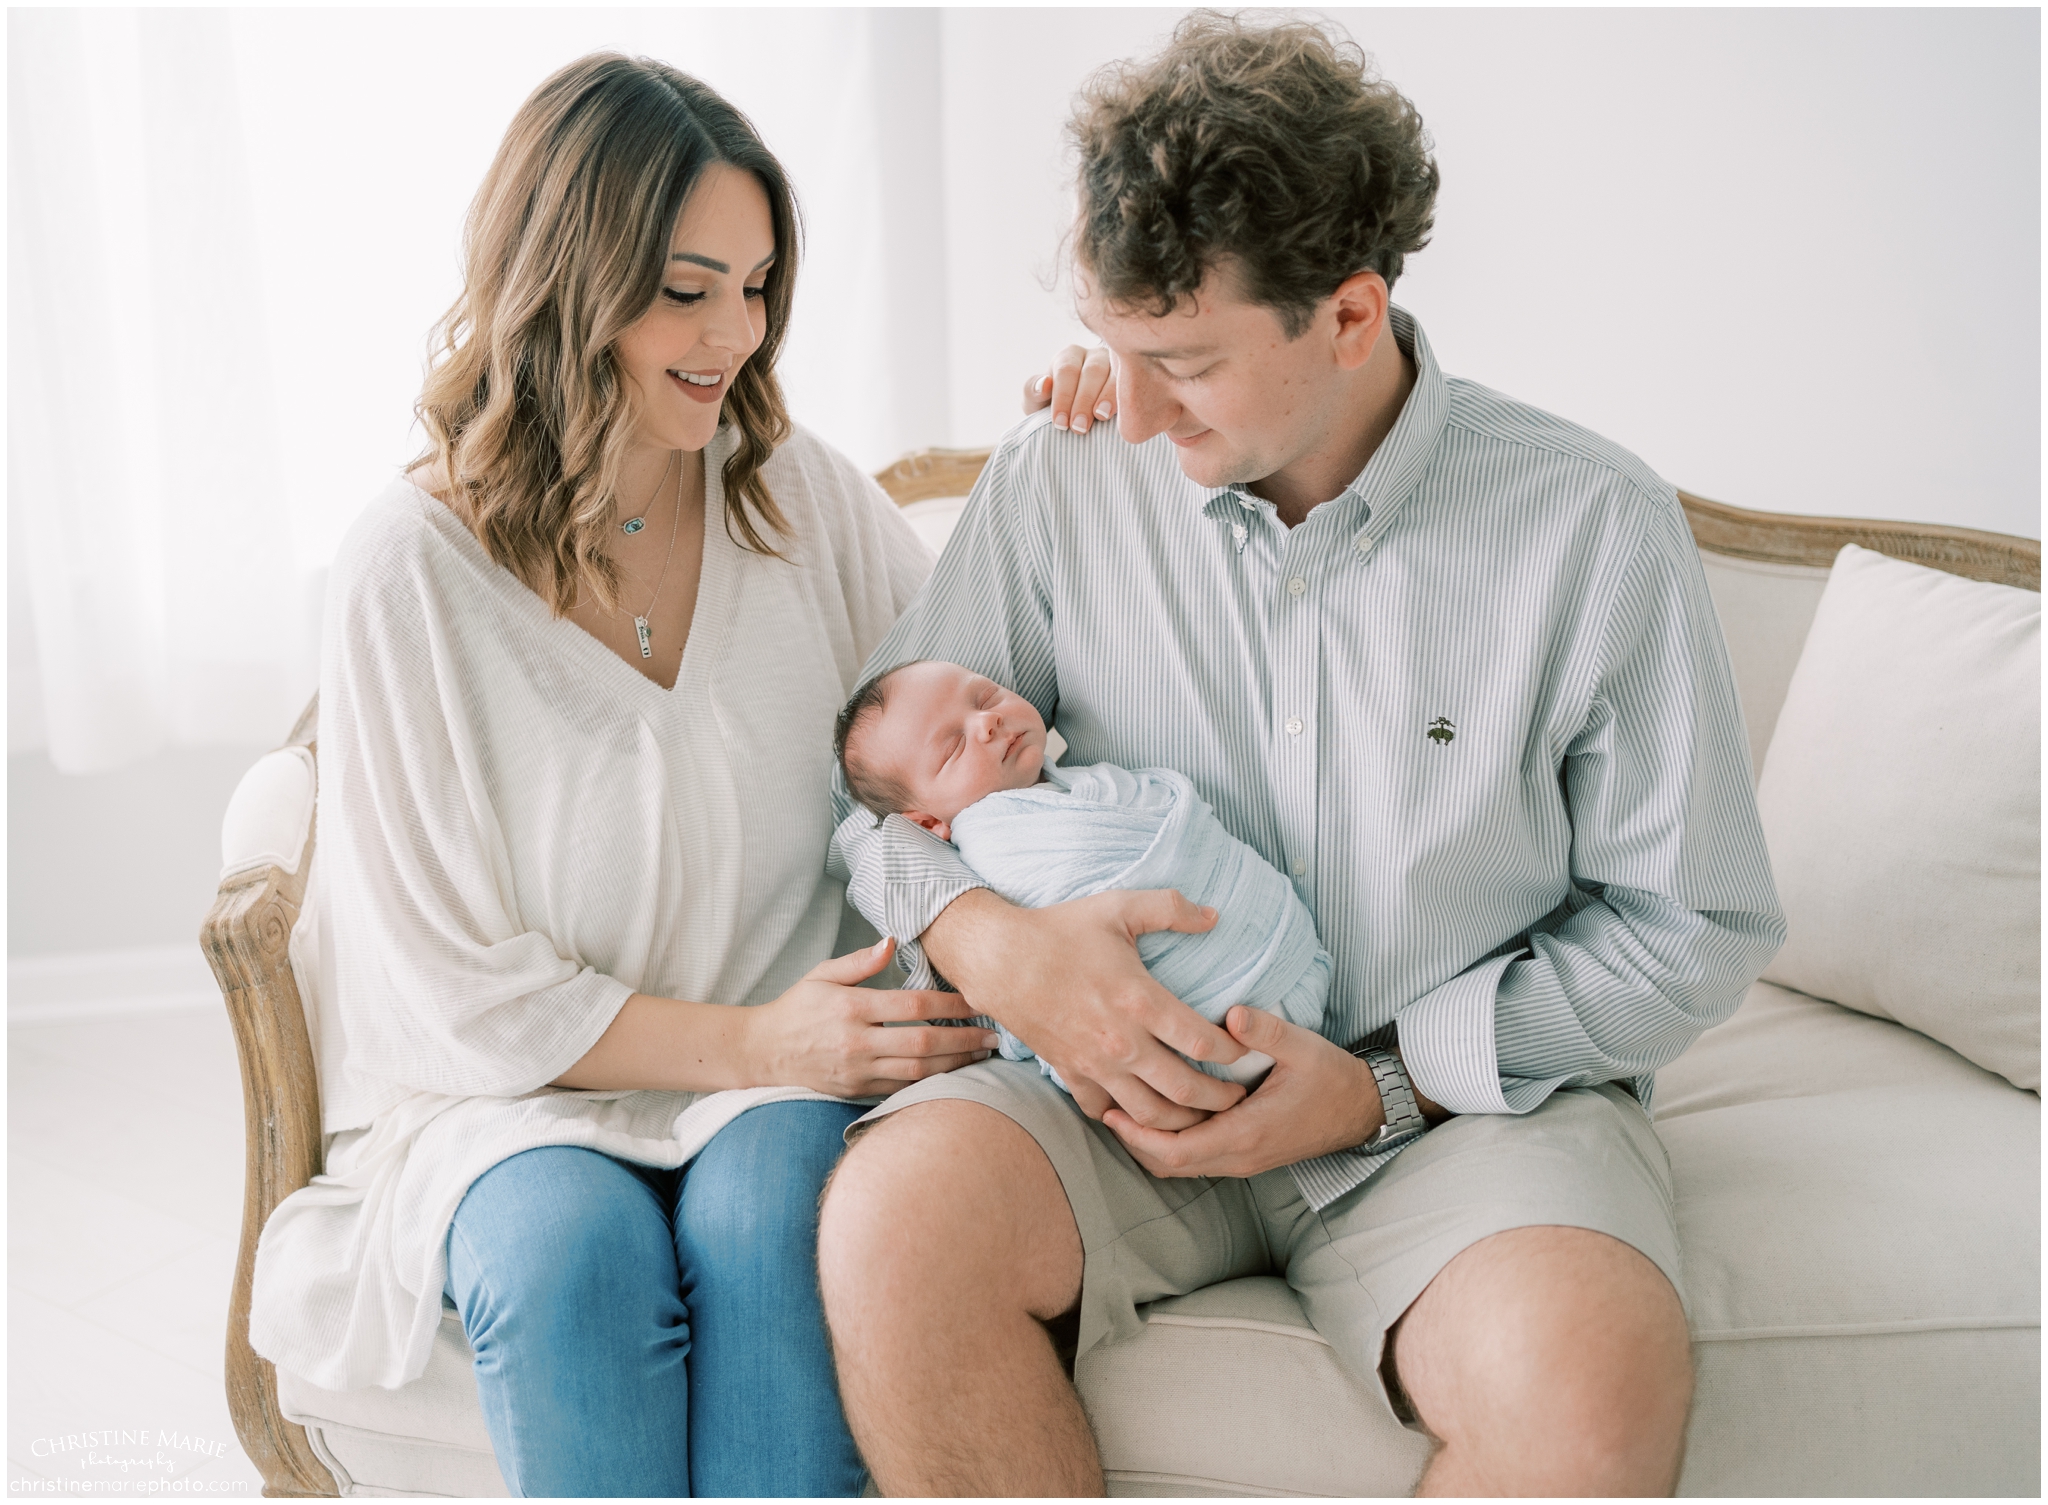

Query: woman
left=247, top=55, right=1000, bottom=1496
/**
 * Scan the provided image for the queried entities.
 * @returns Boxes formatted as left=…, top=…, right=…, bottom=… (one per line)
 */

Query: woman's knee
left=676, top=1101, right=863, bottom=1258
left=448, top=1145, right=679, bottom=1334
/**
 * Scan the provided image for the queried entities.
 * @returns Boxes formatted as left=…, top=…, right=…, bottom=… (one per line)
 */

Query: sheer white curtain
left=9, top=7, right=952, bottom=774
left=11, top=10, right=299, bottom=772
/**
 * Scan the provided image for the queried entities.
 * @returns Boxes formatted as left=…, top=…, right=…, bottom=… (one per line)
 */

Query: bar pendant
left=634, top=617, right=653, bottom=658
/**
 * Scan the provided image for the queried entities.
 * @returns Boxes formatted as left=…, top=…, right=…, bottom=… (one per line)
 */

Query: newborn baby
left=833, top=660, right=1333, bottom=1089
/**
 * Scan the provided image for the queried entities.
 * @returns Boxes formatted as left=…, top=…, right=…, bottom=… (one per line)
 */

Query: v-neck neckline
left=401, top=429, right=737, bottom=710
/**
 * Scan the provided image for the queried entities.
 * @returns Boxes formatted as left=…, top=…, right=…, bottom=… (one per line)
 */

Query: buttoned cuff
left=1395, top=952, right=1566, bottom=1116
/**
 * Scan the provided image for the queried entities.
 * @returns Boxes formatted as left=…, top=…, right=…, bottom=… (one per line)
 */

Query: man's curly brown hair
left=1070, top=12, right=1440, bottom=338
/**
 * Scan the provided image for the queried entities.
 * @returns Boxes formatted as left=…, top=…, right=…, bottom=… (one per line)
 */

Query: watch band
left=1356, top=1046, right=1429, bottom=1153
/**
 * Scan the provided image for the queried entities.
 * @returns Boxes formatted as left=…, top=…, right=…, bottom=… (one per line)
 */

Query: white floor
left=9, top=960, right=272, bottom=1496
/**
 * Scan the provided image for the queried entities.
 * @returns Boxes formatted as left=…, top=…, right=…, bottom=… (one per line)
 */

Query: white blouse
left=249, top=424, right=932, bottom=1391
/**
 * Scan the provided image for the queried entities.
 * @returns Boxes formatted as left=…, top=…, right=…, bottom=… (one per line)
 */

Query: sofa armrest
left=199, top=694, right=338, bottom=1497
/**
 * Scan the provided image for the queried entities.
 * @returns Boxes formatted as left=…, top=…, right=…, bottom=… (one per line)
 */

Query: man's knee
left=819, top=1099, right=1080, bottom=1321
left=820, top=1102, right=990, bottom=1289
left=1394, top=1226, right=1692, bottom=1489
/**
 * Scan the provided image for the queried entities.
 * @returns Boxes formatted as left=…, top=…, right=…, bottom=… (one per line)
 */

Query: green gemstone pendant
left=622, top=516, right=646, bottom=535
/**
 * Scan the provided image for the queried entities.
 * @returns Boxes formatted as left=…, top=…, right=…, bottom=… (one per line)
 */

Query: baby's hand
left=1209, top=1006, right=1279, bottom=1085
left=1217, top=1047, right=1275, bottom=1087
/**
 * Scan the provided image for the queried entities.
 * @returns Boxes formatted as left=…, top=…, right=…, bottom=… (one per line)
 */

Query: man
left=819, top=13, right=1783, bottom=1495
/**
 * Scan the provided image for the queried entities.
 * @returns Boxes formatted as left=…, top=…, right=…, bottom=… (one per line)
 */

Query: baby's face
left=864, top=662, right=1047, bottom=831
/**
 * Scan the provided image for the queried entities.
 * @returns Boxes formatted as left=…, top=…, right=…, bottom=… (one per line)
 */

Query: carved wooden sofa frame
left=200, top=452, right=2039, bottom=1494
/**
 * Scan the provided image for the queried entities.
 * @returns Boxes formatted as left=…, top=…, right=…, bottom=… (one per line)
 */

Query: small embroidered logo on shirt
left=1427, top=717, right=1455, bottom=745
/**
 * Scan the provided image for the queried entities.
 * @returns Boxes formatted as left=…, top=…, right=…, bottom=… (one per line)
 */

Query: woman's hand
left=740, top=936, right=1000, bottom=1098
left=548, top=938, right=990, bottom=1096
left=1024, top=345, right=1118, bottom=432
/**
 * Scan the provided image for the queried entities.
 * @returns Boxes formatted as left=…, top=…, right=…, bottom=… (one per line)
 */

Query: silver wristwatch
left=1356, top=1046, right=1429, bottom=1153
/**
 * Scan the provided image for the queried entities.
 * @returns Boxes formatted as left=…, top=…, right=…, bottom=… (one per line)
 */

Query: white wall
left=222, top=6, right=956, bottom=574
left=8, top=7, right=957, bottom=776
left=936, top=7, right=2040, bottom=538
left=9, top=742, right=274, bottom=959
left=9, top=6, right=2038, bottom=957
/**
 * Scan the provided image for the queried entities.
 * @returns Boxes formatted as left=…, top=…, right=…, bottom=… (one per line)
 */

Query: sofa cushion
left=1077, top=1275, right=1430, bottom=1496
left=298, top=1423, right=504, bottom=1500
left=1754, top=543, right=2040, bottom=1091
left=1655, top=980, right=2039, bottom=1495
left=1656, top=979, right=2037, bottom=1339
left=1075, top=982, right=2039, bottom=1497
left=277, top=1306, right=507, bottom=1497
left=1696, top=552, right=1829, bottom=777
left=272, top=987, right=2038, bottom=1499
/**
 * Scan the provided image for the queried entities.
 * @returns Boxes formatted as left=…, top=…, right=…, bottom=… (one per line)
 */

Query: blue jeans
left=443, top=1100, right=869, bottom=1497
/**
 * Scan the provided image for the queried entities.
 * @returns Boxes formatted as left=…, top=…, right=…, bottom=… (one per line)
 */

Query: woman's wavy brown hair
left=1071, top=12, right=1439, bottom=338
left=417, top=54, right=801, bottom=616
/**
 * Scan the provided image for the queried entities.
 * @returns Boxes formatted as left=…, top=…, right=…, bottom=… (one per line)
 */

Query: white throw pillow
left=219, top=744, right=317, bottom=882
left=898, top=494, right=969, bottom=557
left=1756, top=544, right=2040, bottom=1091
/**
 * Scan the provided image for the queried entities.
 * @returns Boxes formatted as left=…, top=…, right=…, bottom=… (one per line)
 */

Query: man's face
left=1075, top=260, right=1346, bottom=492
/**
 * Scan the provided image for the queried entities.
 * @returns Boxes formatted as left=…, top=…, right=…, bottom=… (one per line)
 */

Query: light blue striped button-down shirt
left=831, top=307, right=1784, bottom=1209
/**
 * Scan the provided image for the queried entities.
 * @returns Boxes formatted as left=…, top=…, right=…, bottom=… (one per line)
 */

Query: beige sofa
left=206, top=461, right=2040, bottom=1497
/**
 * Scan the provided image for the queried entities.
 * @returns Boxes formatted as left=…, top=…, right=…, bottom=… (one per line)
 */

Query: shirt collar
left=1200, top=303, right=1449, bottom=526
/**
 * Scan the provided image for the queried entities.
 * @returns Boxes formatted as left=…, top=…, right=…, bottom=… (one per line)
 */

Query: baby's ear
left=903, top=810, right=954, bottom=844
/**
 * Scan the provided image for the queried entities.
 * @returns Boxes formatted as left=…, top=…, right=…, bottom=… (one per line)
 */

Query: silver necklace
left=625, top=454, right=683, bottom=659
left=619, top=449, right=677, bottom=535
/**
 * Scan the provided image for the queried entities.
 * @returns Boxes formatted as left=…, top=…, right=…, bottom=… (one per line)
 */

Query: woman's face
left=614, top=162, right=776, bottom=456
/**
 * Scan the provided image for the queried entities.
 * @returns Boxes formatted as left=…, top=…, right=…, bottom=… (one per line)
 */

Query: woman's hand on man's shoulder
left=1024, top=346, right=1117, bottom=433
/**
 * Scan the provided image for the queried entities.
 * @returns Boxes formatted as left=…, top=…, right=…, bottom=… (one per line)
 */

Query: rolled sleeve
left=832, top=798, right=987, bottom=989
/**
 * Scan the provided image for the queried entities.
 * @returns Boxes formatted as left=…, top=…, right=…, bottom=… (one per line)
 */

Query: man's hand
left=921, top=887, right=1249, bottom=1130
left=1103, top=1006, right=1438, bottom=1180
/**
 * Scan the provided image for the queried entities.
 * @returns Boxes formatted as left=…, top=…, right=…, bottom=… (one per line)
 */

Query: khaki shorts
left=852, top=1060, right=1682, bottom=1422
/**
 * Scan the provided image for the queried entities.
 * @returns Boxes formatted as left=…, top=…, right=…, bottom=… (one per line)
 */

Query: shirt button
left=1287, top=576, right=1307, bottom=597
left=1355, top=535, right=1376, bottom=559
left=1292, top=860, right=1307, bottom=876
left=1285, top=716, right=1304, bottom=736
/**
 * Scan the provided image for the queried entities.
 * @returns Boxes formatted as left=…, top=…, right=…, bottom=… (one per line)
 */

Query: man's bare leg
left=1389, top=1226, right=1694, bottom=1496
left=818, top=1100, right=1097, bottom=1495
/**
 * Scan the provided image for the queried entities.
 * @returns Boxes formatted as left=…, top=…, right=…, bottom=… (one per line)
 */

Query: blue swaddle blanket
left=948, top=761, right=1333, bottom=1087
